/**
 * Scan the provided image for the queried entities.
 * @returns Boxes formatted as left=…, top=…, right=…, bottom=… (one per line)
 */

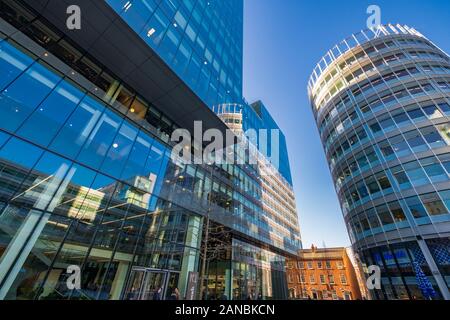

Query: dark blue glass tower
left=106, top=0, right=244, bottom=108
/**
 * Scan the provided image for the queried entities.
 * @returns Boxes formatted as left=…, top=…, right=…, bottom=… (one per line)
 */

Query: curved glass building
left=308, top=24, right=450, bottom=300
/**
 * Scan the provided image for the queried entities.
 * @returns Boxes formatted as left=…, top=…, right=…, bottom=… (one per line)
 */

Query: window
left=423, top=104, right=443, bottom=119
left=391, top=135, right=411, bottom=157
left=326, top=261, right=332, bottom=269
left=367, top=208, right=382, bottom=230
left=437, top=81, right=450, bottom=90
left=0, top=61, right=61, bottom=132
left=340, top=274, right=347, bottom=284
left=307, top=261, right=313, bottom=269
left=16, top=80, right=84, bottom=146
left=317, top=261, right=323, bottom=269
left=366, top=149, right=379, bottom=164
left=420, top=193, right=448, bottom=216
left=357, top=153, right=369, bottom=169
left=366, top=177, right=381, bottom=194
left=337, top=261, right=344, bottom=269
left=421, top=157, right=448, bottom=182
left=438, top=124, right=450, bottom=145
left=101, top=121, right=138, bottom=179
left=332, top=290, right=338, bottom=300
left=379, top=140, right=395, bottom=158
left=392, top=111, right=410, bottom=125
left=377, top=175, right=392, bottom=190
left=309, top=274, right=316, bottom=284
left=392, top=166, right=411, bottom=189
left=128, top=97, right=148, bottom=119
left=379, top=117, right=395, bottom=131
left=405, top=131, right=427, bottom=152
left=378, top=205, right=394, bottom=225
left=76, top=107, right=122, bottom=170
left=298, top=261, right=305, bottom=269
left=390, top=202, right=407, bottom=222
left=407, top=107, right=426, bottom=121
left=439, top=190, right=450, bottom=213
left=405, top=161, right=429, bottom=187
left=422, top=127, right=446, bottom=147
left=409, top=85, right=423, bottom=95
left=406, top=196, right=429, bottom=219
left=49, top=95, right=106, bottom=159
left=0, top=40, right=34, bottom=91
left=438, top=102, right=450, bottom=114
left=357, top=182, right=369, bottom=199
left=328, top=275, right=335, bottom=284
left=369, top=121, right=382, bottom=134
left=320, top=274, right=326, bottom=284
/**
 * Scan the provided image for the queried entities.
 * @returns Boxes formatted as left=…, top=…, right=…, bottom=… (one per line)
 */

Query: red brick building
left=287, top=246, right=364, bottom=300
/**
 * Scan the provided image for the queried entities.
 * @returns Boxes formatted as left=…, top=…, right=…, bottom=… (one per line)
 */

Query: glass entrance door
left=123, top=268, right=168, bottom=300
left=141, top=272, right=166, bottom=300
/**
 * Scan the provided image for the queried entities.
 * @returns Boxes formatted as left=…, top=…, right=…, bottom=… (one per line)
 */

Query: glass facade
left=212, top=102, right=301, bottom=254
left=106, top=0, right=244, bottom=108
left=213, top=102, right=293, bottom=185
left=0, top=0, right=299, bottom=300
left=308, top=24, right=450, bottom=300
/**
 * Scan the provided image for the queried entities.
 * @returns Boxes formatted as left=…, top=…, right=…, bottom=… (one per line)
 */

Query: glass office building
left=212, top=102, right=301, bottom=253
left=308, top=24, right=450, bottom=300
left=107, top=0, right=243, bottom=108
left=0, top=0, right=300, bottom=300
left=213, top=101, right=293, bottom=185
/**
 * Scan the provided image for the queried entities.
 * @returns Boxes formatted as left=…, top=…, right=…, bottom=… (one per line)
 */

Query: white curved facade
left=309, top=24, right=450, bottom=300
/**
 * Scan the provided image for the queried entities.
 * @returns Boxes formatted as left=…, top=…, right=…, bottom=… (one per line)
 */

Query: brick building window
left=340, top=274, right=347, bottom=284
left=329, top=274, right=335, bottom=284
left=320, top=274, right=326, bottom=284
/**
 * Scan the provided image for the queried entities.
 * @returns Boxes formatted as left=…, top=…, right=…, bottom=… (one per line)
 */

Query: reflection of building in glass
left=100, top=174, right=157, bottom=210
left=308, top=24, right=450, bottom=300
left=0, top=0, right=300, bottom=300
left=213, top=103, right=301, bottom=252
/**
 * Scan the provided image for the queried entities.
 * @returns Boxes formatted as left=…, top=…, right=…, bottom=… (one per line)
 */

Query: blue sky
left=243, top=0, right=450, bottom=248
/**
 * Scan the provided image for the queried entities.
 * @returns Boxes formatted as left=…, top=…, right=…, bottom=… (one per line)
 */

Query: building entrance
left=123, top=268, right=169, bottom=300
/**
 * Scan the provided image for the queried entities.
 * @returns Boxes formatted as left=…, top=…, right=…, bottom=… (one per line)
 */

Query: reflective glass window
left=101, top=122, right=138, bottom=179
left=77, top=108, right=122, bottom=170
left=49, top=95, right=106, bottom=159
left=420, top=193, right=448, bottom=216
left=16, top=80, right=84, bottom=146
left=406, top=196, right=429, bottom=219
left=0, top=61, right=61, bottom=131
left=0, top=40, right=33, bottom=91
